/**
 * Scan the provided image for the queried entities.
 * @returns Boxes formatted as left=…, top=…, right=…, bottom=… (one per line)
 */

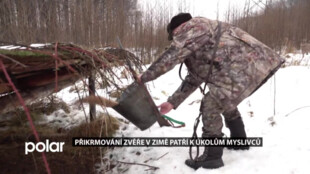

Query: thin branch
left=155, top=152, right=169, bottom=161
left=285, top=106, right=310, bottom=117
left=116, top=160, right=159, bottom=170
left=0, top=53, right=28, bottom=68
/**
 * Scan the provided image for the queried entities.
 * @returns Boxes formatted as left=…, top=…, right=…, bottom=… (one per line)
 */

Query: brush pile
left=0, top=43, right=142, bottom=113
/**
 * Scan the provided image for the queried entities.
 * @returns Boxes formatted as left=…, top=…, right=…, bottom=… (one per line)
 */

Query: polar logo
left=25, top=140, right=65, bottom=155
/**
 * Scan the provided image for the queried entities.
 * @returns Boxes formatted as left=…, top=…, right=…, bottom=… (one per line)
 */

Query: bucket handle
left=162, top=115, right=185, bottom=128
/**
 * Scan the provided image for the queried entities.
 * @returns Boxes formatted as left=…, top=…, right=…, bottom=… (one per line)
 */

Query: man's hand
left=157, top=102, right=174, bottom=115
left=136, top=74, right=143, bottom=83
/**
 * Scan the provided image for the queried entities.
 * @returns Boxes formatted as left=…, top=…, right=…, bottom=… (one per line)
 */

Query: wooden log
left=89, top=71, right=96, bottom=121
left=0, top=75, right=80, bottom=114
left=17, top=68, right=79, bottom=88
left=0, top=83, right=11, bottom=94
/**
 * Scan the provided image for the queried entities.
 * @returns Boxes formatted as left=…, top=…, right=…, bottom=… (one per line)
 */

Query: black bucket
left=112, top=82, right=162, bottom=130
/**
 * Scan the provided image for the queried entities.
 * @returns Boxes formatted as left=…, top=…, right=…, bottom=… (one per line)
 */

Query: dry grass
left=68, top=113, right=120, bottom=137
left=2, top=97, right=70, bottom=127
left=0, top=109, right=120, bottom=174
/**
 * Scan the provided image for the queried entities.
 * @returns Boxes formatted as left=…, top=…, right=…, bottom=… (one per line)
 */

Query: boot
left=226, top=117, right=249, bottom=150
left=185, top=146, right=224, bottom=170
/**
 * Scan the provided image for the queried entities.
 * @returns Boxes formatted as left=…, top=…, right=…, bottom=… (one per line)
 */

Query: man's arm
left=141, top=20, right=213, bottom=83
left=141, top=45, right=192, bottom=83
left=167, top=72, right=203, bottom=109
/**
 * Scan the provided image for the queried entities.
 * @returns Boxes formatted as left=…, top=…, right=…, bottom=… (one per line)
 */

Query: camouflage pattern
left=222, top=108, right=242, bottom=122
left=200, top=93, right=224, bottom=137
left=141, top=17, right=285, bottom=112
left=200, top=93, right=243, bottom=137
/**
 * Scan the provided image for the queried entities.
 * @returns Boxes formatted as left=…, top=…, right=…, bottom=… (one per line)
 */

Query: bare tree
left=225, top=0, right=310, bottom=52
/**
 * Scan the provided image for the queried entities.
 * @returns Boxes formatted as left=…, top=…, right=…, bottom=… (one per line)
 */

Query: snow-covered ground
left=40, top=53, right=310, bottom=173
left=285, top=53, right=310, bottom=66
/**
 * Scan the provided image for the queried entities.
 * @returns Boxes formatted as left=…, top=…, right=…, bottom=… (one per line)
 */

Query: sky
left=138, top=0, right=268, bottom=21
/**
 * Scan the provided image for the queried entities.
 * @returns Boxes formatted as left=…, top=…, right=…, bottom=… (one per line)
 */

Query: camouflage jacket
left=141, top=17, right=285, bottom=111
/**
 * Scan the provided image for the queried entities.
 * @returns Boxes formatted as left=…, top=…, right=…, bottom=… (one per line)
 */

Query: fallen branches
left=0, top=53, right=27, bottom=68
left=0, top=43, right=143, bottom=113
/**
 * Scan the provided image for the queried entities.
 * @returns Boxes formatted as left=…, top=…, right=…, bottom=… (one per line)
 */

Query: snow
left=0, top=43, right=51, bottom=50
left=36, top=53, right=310, bottom=173
left=29, top=43, right=51, bottom=48
left=285, top=53, right=310, bottom=66
left=0, top=45, right=25, bottom=50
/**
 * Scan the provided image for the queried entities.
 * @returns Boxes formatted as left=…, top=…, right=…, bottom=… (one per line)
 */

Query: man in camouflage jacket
left=139, top=13, right=285, bottom=169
